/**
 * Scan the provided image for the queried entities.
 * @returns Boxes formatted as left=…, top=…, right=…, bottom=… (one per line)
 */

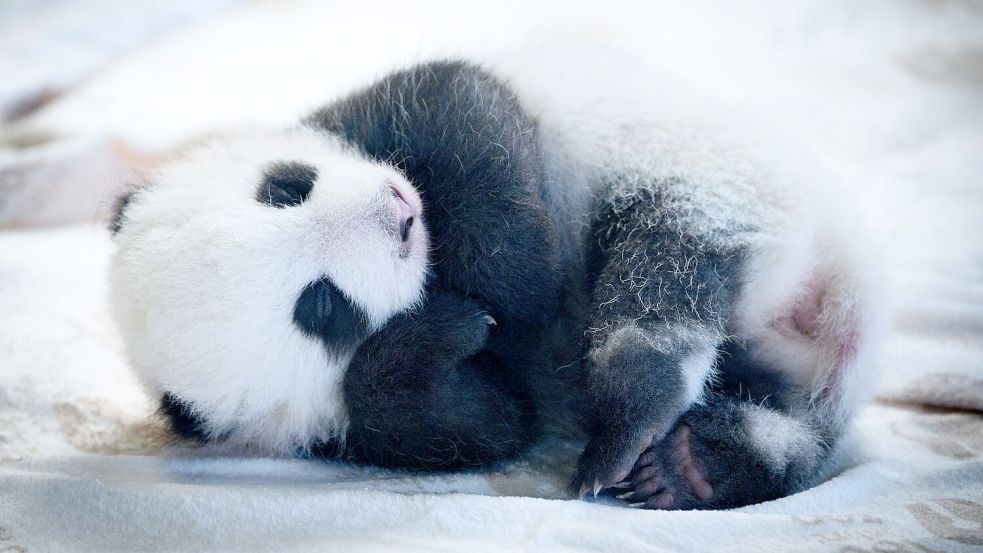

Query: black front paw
left=370, top=290, right=496, bottom=366
left=343, top=289, right=529, bottom=470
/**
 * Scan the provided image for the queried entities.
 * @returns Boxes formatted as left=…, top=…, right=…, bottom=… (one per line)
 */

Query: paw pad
left=672, top=426, right=714, bottom=501
left=618, top=425, right=714, bottom=509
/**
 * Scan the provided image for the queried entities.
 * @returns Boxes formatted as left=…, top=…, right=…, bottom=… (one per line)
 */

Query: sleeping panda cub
left=109, top=59, right=882, bottom=510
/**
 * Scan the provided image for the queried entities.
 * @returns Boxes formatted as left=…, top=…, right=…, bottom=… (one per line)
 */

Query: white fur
left=680, top=348, right=719, bottom=406
left=727, top=201, right=886, bottom=428
left=741, top=403, right=822, bottom=473
left=110, top=127, right=429, bottom=453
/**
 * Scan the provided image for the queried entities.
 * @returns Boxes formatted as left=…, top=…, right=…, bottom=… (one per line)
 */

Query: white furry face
left=109, top=126, right=429, bottom=453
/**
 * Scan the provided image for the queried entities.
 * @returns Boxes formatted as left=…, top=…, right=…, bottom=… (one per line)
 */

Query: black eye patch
left=293, top=277, right=370, bottom=350
left=256, top=160, right=318, bottom=208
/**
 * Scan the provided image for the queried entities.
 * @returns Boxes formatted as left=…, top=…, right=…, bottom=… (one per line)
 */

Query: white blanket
left=2, top=1, right=981, bottom=551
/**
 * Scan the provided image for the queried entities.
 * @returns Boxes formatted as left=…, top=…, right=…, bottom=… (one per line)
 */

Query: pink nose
left=390, top=186, right=415, bottom=242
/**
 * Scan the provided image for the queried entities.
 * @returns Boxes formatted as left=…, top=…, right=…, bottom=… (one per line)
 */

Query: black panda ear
left=159, top=393, right=209, bottom=441
left=256, top=160, right=318, bottom=208
left=108, top=190, right=136, bottom=234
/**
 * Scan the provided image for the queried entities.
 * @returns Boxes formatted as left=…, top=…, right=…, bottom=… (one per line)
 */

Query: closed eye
left=256, top=160, right=318, bottom=208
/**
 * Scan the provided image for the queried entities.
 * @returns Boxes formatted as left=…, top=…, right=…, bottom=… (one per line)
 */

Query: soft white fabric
left=1, top=1, right=981, bottom=551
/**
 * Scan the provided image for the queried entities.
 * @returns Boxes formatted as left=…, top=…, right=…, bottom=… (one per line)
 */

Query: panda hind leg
left=618, top=265, right=873, bottom=510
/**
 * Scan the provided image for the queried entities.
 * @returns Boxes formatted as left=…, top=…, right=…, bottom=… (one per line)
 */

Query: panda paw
left=571, top=425, right=660, bottom=499
left=420, top=292, right=497, bottom=360
left=614, top=425, right=714, bottom=510
left=374, top=289, right=496, bottom=362
left=613, top=404, right=790, bottom=510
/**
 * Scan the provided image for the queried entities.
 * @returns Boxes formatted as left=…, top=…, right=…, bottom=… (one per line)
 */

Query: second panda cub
left=110, top=59, right=882, bottom=510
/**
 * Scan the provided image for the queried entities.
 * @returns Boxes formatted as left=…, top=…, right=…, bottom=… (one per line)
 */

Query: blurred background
left=2, top=0, right=981, bottom=231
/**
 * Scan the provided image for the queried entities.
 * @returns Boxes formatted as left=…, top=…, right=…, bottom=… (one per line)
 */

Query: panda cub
left=109, top=59, right=883, bottom=510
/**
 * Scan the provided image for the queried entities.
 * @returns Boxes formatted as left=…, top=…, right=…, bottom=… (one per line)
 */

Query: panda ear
left=108, top=189, right=137, bottom=235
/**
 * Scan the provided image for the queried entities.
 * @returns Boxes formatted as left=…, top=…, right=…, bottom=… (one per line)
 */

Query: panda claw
left=578, top=482, right=591, bottom=499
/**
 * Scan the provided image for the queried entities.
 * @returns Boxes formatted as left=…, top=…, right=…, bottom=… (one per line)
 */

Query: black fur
left=293, top=277, right=370, bottom=351
left=159, top=393, right=208, bottom=441
left=342, top=291, right=533, bottom=469
left=108, top=190, right=136, bottom=234
left=675, top=399, right=807, bottom=508
left=600, top=328, right=838, bottom=509
left=305, top=61, right=561, bottom=468
left=256, top=160, right=318, bottom=208
left=572, top=181, right=746, bottom=491
left=621, top=393, right=829, bottom=510
left=307, top=61, right=561, bottom=329
left=713, top=340, right=794, bottom=410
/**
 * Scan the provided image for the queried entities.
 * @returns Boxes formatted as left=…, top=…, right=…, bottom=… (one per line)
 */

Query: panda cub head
left=109, top=125, right=429, bottom=454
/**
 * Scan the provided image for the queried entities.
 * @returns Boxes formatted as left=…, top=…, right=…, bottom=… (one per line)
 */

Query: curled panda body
left=110, top=58, right=883, bottom=510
